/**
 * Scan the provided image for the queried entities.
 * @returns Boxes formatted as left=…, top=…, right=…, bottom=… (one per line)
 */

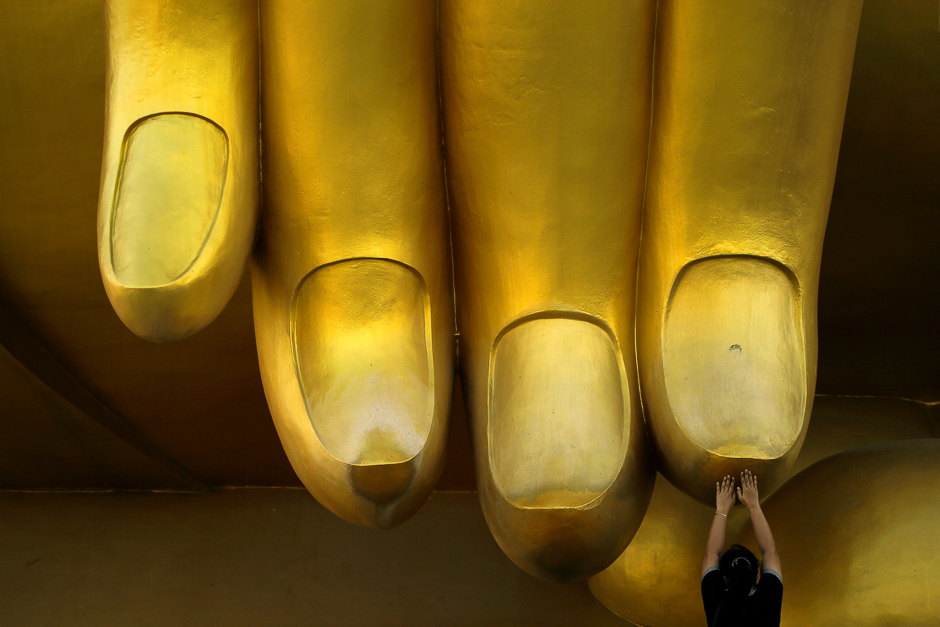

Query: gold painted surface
left=111, top=114, right=228, bottom=287
left=737, top=440, right=940, bottom=626
left=98, top=0, right=259, bottom=342
left=441, top=0, right=656, bottom=582
left=637, top=0, right=864, bottom=504
left=588, top=403, right=939, bottom=627
left=5, top=0, right=929, bottom=499
left=252, top=0, right=454, bottom=528
left=491, top=318, right=625, bottom=508
left=93, top=0, right=456, bottom=526
left=590, top=472, right=733, bottom=627
left=46, top=0, right=930, bottom=591
left=663, top=257, right=803, bottom=459
left=293, top=260, right=432, bottom=467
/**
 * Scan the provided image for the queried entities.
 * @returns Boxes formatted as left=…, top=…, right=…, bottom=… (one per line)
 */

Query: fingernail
left=490, top=317, right=625, bottom=508
left=663, top=257, right=804, bottom=458
left=111, top=113, right=227, bottom=287
left=292, top=259, right=433, bottom=503
left=485, top=316, right=644, bottom=582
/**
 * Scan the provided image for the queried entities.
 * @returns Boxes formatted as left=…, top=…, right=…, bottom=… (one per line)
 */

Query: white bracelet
left=715, top=512, right=728, bottom=518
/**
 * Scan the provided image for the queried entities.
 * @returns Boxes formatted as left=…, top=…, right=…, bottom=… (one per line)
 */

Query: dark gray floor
left=0, top=489, right=633, bottom=626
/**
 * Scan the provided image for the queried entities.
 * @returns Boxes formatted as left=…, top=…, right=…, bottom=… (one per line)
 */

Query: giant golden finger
left=441, top=0, right=656, bottom=582
left=637, top=0, right=864, bottom=503
left=98, top=0, right=259, bottom=341
left=252, top=0, right=454, bottom=528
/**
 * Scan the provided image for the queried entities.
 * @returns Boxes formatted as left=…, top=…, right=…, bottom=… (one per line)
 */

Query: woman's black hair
left=720, top=544, right=759, bottom=597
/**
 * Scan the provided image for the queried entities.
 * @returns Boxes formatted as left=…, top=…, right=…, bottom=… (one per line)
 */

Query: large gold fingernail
left=292, top=258, right=433, bottom=501
left=490, top=317, right=624, bottom=508
left=663, top=257, right=805, bottom=458
left=111, top=113, right=227, bottom=287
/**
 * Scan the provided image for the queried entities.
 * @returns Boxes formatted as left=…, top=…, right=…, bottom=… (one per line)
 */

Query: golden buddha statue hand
left=97, top=0, right=862, bottom=581
left=441, top=0, right=861, bottom=581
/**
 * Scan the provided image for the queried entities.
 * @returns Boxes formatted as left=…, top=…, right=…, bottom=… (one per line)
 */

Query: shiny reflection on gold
left=490, top=317, right=625, bottom=508
left=737, top=440, right=940, bottom=627
left=637, top=0, right=864, bottom=503
left=95, top=0, right=874, bottom=578
left=99, top=0, right=453, bottom=527
left=663, top=257, right=804, bottom=459
left=293, top=259, right=432, bottom=468
left=111, top=114, right=228, bottom=288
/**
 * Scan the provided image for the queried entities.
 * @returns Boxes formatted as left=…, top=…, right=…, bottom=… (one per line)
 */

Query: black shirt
left=701, top=567, right=783, bottom=627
